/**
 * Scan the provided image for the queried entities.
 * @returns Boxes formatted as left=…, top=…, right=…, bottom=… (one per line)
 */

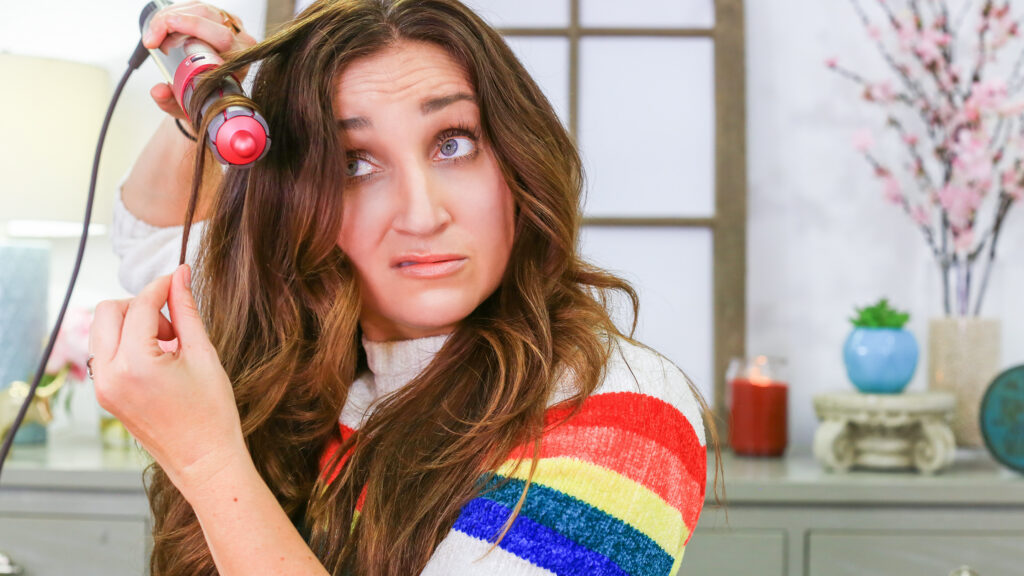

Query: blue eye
left=438, top=136, right=475, bottom=160
left=345, top=156, right=374, bottom=178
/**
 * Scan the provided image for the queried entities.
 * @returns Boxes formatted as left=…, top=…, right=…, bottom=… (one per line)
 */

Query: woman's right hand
left=142, top=1, right=259, bottom=119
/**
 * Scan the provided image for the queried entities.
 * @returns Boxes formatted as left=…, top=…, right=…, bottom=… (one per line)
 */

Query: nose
left=392, top=160, right=451, bottom=236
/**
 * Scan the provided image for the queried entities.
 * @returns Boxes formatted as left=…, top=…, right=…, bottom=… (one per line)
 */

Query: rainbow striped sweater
left=110, top=186, right=707, bottom=573
left=321, top=334, right=707, bottom=576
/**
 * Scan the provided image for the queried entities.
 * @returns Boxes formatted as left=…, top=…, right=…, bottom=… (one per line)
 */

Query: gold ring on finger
left=219, top=9, right=242, bottom=34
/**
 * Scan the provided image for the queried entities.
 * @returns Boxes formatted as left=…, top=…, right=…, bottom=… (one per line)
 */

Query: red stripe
left=546, top=391, right=703, bottom=464
left=319, top=423, right=356, bottom=484
left=319, top=424, right=368, bottom=513
left=505, top=423, right=705, bottom=530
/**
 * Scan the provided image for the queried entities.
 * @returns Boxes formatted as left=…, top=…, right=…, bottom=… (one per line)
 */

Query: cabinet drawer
left=809, top=530, right=1024, bottom=576
left=0, top=515, right=147, bottom=576
left=680, top=529, right=786, bottom=576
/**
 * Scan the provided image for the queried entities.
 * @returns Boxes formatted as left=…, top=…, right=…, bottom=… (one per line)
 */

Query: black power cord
left=0, top=41, right=152, bottom=478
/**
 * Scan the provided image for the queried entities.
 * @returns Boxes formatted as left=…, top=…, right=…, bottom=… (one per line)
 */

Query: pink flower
left=911, top=204, right=930, bottom=226
left=867, top=80, right=896, bottom=103
left=882, top=174, right=904, bottom=204
left=825, top=56, right=838, bottom=68
left=952, top=129, right=994, bottom=187
left=914, top=28, right=952, bottom=66
left=938, top=184, right=984, bottom=228
left=1003, top=169, right=1024, bottom=200
left=44, top=307, right=94, bottom=382
left=953, top=228, right=975, bottom=254
left=963, top=79, right=1008, bottom=122
left=853, top=129, right=875, bottom=152
left=902, top=133, right=920, bottom=146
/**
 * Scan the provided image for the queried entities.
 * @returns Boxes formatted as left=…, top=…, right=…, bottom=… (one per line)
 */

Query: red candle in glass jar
left=729, top=377, right=788, bottom=457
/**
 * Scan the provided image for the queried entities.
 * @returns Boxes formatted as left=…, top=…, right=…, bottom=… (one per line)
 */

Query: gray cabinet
left=682, top=449, right=1024, bottom=576
left=0, top=442, right=150, bottom=576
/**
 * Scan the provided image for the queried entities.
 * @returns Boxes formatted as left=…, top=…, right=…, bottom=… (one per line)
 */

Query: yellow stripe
left=669, top=545, right=687, bottom=575
left=495, top=456, right=689, bottom=554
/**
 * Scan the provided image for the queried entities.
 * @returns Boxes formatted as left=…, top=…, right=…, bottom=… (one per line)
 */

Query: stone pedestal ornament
left=813, top=391, right=956, bottom=475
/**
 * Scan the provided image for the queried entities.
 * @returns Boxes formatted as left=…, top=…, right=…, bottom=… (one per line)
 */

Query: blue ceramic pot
left=842, top=327, right=919, bottom=394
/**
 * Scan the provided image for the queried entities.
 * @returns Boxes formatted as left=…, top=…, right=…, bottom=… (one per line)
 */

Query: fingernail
left=183, top=264, right=192, bottom=288
left=167, top=15, right=180, bottom=26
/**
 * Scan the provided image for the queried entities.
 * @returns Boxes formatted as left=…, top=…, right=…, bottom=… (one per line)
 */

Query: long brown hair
left=147, top=1, right=723, bottom=574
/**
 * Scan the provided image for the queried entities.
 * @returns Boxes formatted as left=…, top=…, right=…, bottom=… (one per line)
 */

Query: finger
left=121, top=273, right=175, bottom=359
left=167, top=264, right=210, bottom=351
left=157, top=311, right=176, bottom=342
left=150, top=83, right=185, bottom=119
left=89, top=299, right=130, bottom=365
left=148, top=10, right=236, bottom=53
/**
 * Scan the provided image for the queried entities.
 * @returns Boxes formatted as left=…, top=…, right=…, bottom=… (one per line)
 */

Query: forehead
left=333, top=41, right=475, bottom=115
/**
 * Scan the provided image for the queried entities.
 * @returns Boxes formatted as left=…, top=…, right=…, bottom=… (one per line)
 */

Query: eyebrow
left=337, top=92, right=476, bottom=131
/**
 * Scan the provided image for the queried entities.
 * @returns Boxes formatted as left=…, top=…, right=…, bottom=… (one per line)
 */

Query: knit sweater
left=327, top=335, right=707, bottom=576
left=111, top=184, right=708, bottom=575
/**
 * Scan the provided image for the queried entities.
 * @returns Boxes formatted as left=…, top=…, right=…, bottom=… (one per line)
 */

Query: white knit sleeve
left=111, top=176, right=206, bottom=295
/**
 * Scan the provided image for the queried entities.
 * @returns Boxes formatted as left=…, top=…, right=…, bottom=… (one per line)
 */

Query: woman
left=93, top=1, right=722, bottom=574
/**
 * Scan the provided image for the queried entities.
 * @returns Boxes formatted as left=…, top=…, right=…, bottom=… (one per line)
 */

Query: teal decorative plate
left=980, top=365, right=1024, bottom=473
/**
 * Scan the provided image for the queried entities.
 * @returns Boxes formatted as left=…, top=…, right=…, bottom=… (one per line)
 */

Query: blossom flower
left=911, top=204, right=931, bottom=226
left=853, top=128, right=875, bottom=152
left=44, top=307, right=94, bottom=381
left=953, top=228, right=975, bottom=254
left=866, top=80, right=896, bottom=103
left=938, top=185, right=984, bottom=229
left=882, top=174, right=904, bottom=204
left=951, top=129, right=994, bottom=188
left=914, top=28, right=952, bottom=66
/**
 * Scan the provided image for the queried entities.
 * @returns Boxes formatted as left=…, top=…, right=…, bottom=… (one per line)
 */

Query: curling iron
left=140, top=0, right=270, bottom=166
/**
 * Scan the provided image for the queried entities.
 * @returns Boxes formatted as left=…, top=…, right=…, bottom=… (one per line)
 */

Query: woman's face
left=334, top=40, right=516, bottom=342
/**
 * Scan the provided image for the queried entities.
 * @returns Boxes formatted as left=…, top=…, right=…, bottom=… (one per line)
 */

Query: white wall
left=746, top=0, right=1024, bottom=445
left=0, top=1, right=267, bottom=325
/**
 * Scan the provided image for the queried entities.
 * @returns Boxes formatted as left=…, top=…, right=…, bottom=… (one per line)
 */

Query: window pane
left=503, top=37, right=570, bottom=128
left=581, top=0, right=714, bottom=28
left=461, top=0, right=569, bottom=28
left=579, top=226, right=714, bottom=401
left=579, top=38, right=715, bottom=217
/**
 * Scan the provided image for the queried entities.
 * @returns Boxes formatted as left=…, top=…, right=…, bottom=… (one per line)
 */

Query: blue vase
left=843, top=328, right=919, bottom=394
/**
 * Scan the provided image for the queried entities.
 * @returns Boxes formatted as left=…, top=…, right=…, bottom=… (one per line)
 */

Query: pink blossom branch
left=861, top=151, right=944, bottom=259
left=967, top=1, right=995, bottom=88
left=850, top=0, right=933, bottom=105
left=886, top=115, right=940, bottom=190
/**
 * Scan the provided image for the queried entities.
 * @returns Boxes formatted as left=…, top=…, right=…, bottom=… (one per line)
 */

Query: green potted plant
left=843, top=298, right=918, bottom=394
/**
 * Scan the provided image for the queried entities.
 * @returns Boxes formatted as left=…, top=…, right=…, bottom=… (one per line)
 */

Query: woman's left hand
left=89, top=264, right=247, bottom=500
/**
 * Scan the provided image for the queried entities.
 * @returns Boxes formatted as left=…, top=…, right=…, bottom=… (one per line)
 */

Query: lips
left=390, top=253, right=466, bottom=268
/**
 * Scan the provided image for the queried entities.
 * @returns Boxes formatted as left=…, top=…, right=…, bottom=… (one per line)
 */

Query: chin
left=386, top=290, right=483, bottom=334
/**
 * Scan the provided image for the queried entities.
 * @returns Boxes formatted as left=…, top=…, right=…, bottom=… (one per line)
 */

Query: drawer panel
left=0, top=515, right=147, bottom=576
left=809, top=531, right=1024, bottom=576
left=680, top=529, right=786, bottom=576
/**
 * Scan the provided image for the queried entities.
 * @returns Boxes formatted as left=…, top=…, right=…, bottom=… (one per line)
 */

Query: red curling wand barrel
left=140, top=0, right=270, bottom=166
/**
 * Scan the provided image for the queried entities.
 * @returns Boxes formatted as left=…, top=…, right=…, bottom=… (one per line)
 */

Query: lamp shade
left=0, top=54, right=113, bottom=230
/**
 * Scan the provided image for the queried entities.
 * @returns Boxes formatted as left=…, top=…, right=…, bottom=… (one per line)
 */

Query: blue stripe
left=453, top=497, right=630, bottom=576
left=473, top=475, right=675, bottom=576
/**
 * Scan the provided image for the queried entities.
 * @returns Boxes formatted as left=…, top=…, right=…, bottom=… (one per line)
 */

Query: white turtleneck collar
left=360, top=332, right=452, bottom=399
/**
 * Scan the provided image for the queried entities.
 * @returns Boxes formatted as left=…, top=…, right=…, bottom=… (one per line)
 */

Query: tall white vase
left=927, top=317, right=1001, bottom=447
